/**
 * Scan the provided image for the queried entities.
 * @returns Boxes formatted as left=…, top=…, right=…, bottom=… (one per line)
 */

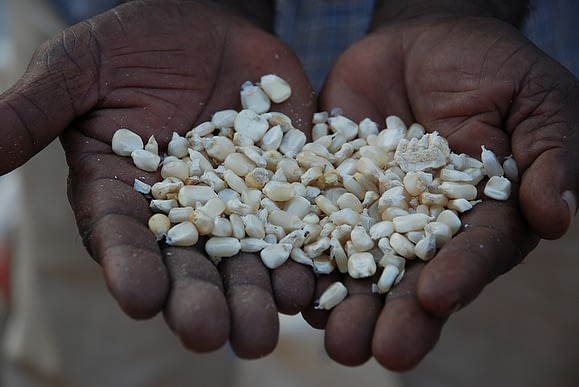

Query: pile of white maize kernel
left=111, top=74, right=518, bottom=310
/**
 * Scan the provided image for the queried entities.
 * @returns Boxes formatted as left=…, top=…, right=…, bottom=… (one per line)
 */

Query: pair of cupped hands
left=0, top=0, right=577, bottom=371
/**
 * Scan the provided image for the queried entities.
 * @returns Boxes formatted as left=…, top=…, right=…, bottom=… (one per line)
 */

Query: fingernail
left=562, top=190, right=577, bottom=228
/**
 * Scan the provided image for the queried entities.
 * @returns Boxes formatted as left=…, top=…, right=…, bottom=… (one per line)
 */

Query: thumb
left=0, top=26, right=97, bottom=175
left=518, top=141, right=578, bottom=240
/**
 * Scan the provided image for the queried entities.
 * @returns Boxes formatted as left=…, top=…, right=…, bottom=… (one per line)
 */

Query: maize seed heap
left=112, top=74, right=517, bottom=310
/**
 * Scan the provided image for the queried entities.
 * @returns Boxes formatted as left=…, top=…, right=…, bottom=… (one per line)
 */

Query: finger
left=372, top=263, right=446, bottom=371
left=270, top=260, right=315, bottom=315
left=510, top=63, right=579, bottom=239
left=219, top=253, right=279, bottom=359
left=324, top=275, right=383, bottom=366
left=417, top=199, right=539, bottom=316
left=301, top=271, right=342, bottom=329
left=0, top=24, right=99, bottom=175
left=515, top=131, right=578, bottom=239
left=63, top=130, right=168, bottom=319
left=162, top=245, right=230, bottom=352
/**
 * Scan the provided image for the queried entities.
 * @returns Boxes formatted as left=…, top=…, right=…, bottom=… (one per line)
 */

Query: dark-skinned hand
left=2, top=0, right=578, bottom=372
left=0, top=0, right=317, bottom=359
left=306, top=15, right=578, bottom=370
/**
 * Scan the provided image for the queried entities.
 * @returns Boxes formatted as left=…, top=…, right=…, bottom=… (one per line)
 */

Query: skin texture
left=317, top=16, right=578, bottom=370
left=0, top=0, right=578, bottom=371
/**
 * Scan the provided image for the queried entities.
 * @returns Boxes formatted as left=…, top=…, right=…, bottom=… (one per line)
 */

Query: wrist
left=372, top=0, right=530, bottom=29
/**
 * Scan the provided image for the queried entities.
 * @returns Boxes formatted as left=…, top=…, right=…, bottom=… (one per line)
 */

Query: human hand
left=312, top=14, right=578, bottom=370
left=0, top=0, right=316, bottom=358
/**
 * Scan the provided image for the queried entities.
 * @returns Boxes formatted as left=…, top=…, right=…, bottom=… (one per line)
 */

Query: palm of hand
left=315, top=16, right=578, bottom=369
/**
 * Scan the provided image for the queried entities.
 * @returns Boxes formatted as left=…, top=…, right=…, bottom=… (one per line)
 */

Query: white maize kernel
left=283, top=196, right=312, bottom=219
left=168, top=206, right=194, bottom=223
left=503, top=155, right=519, bottom=182
left=166, top=221, right=199, bottom=247
left=150, top=199, right=178, bottom=214
left=390, top=232, right=416, bottom=259
left=403, top=171, right=433, bottom=196
left=291, top=247, right=314, bottom=267
left=436, top=209, right=462, bottom=235
left=268, top=209, right=304, bottom=232
left=234, top=109, right=269, bottom=142
left=484, top=175, right=512, bottom=200
left=260, top=74, right=292, bottom=103
left=314, top=195, right=339, bottom=216
left=229, top=214, right=245, bottom=240
left=131, top=149, right=161, bottom=172
left=304, top=236, right=331, bottom=258
left=392, top=213, right=433, bottom=233
left=189, top=209, right=214, bottom=235
left=279, top=129, right=307, bottom=158
left=161, top=158, right=189, bottom=181
left=212, top=217, right=233, bottom=237
left=260, top=243, right=292, bottom=269
left=178, top=185, right=217, bottom=206
left=204, top=136, right=236, bottom=162
left=312, top=111, right=329, bottom=124
left=414, top=233, right=437, bottom=261
left=148, top=213, right=171, bottom=241
left=167, top=132, right=189, bottom=158
left=358, top=118, right=379, bottom=139
left=260, top=125, right=284, bottom=151
left=245, top=167, right=272, bottom=189
left=264, top=111, right=294, bottom=132
left=312, top=123, right=329, bottom=141
left=375, top=264, right=400, bottom=293
left=347, top=252, right=377, bottom=279
left=481, top=145, right=504, bottom=177
left=378, top=253, right=406, bottom=271
left=279, top=229, right=308, bottom=249
left=205, top=236, right=241, bottom=257
left=329, top=208, right=362, bottom=227
left=211, top=109, right=237, bottom=128
left=263, top=181, right=295, bottom=202
left=328, top=115, right=359, bottom=141
left=133, top=179, right=151, bottom=195
left=151, top=178, right=183, bottom=200
left=377, top=116, right=406, bottom=151
left=223, top=152, right=257, bottom=177
left=329, top=237, right=349, bottom=273
left=439, top=182, right=478, bottom=200
left=406, top=230, right=426, bottom=244
left=241, top=214, right=266, bottom=239
left=144, top=135, right=158, bottom=154
left=315, top=282, right=347, bottom=310
left=222, top=169, right=248, bottom=193
left=112, top=128, right=143, bottom=156
left=425, top=221, right=453, bottom=248
left=240, top=81, right=271, bottom=114
left=447, top=198, right=474, bottom=213
left=369, top=221, right=395, bottom=239
left=350, top=226, right=375, bottom=252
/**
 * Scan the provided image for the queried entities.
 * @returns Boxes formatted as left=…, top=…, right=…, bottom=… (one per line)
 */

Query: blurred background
left=0, top=0, right=577, bottom=386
